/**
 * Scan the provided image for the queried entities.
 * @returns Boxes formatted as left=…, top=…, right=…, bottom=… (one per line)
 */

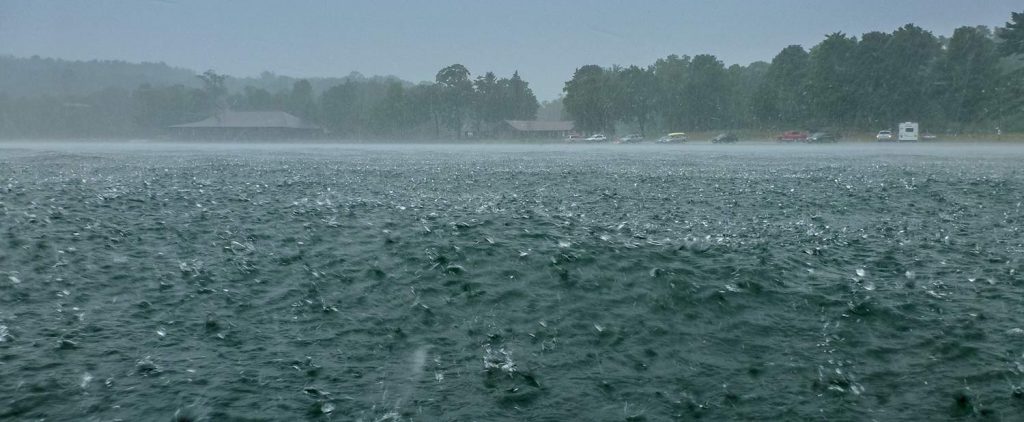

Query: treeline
left=3, top=11, right=1023, bottom=139
left=0, top=55, right=394, bottom=98
left=564, top=12, right=1024, bottom=134
left=0, top=62, right=539, bottom=139
left=319, top=65, right=539, bottom=138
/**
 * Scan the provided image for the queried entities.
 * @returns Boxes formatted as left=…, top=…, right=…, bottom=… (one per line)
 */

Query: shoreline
left=3, top=136, right=1024, bottom=144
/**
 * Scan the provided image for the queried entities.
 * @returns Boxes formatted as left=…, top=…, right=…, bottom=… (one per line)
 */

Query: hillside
left=0, top=55, right=412, bottom=98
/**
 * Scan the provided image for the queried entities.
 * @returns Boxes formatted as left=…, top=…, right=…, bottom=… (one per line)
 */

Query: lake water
left=1, top=142, right=1023, bottom=420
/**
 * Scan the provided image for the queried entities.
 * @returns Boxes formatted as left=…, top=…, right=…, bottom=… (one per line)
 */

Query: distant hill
left=0, top=55, right=414, bottom=98
left=0, top=55, right=198, bottom=97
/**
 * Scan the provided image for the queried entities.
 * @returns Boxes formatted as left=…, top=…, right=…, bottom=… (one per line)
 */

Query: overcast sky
left=1, top=0, right=1020, bottom=100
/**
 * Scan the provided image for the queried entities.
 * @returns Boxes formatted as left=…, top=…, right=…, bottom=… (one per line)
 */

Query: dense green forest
left=0, top=58, right=539, bottom=139
left=1, top=11, right=1022, bottom=139
left=566, top=12, right=1024, bottom=135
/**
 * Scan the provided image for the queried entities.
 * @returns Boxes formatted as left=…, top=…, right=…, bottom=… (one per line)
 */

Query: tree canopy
left=3, top=10, right=1023, bottom=138
left=559, top=12, right=1024, bottom=134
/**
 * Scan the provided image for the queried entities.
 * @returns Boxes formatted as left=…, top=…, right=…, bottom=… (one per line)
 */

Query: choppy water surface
left=2, top=142, right=1023, bottom=421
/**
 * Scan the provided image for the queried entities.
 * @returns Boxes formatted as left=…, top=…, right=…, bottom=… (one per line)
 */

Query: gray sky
left=1, top=0, right=1020, bottom=100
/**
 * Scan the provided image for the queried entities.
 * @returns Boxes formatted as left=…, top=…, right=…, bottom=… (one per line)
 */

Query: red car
left=776, top=130, right=809, bottom=142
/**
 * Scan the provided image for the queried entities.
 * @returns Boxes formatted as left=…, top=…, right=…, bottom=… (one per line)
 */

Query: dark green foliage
left=133, top=84, right=205, bottom=134
left=882, top=25, right=943, bottom=124
left=563, top=65, right=614, bottom=133
left=468, top=71, right=541, bottom=136
left=435, top=64, right=474, bottom=138
left=994, top=11, right=1024, bottom=129
left=612, top=65, right=656, bottom=136
left=2, top=10, right=1021, bottom=139
left=806, top=33, right=858, bottom=127
left=996, top=10, right=1024, bottom=57
left=652, top=54, right=691, bottom=130
left=507, top=71, right=540, bottom=121
left=559, top=13, right=1022, bottom=135
left=0, top=60, right=539, bottom=139
left=683, top=54, right=731, bottom=131
left=754, top=45, right=810, bottom=127
left=286, top=79, right=317, bottom=122
left=938, top=26, right=999, bottom=127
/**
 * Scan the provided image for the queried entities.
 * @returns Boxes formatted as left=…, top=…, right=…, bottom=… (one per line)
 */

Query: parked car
left=921, top=132, right=937, bottom=140
left=585, top=134, right=607, bottom=142
left=617, top=133, right=644, bottom=143
left=806, top=131, right=839, bottom=143
left=876, top=130, right=893, bottom=141
left=565, top=134, right=585, bottom=143
left=711, top=133, right=739, bottom=143
left=656, top=132, right=688, bottom=143
left=776, top=130, right=808, bottom=142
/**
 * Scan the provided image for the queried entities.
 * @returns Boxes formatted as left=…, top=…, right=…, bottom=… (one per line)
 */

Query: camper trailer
left=898, top=122, right=919, bottom=142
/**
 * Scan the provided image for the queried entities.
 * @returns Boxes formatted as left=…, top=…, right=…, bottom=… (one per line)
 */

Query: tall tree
left=850, top=31, right=894, bottom=128
left=563, top=65, right=614, bottom=133
left=613, top=65, right=657, bottom=135
left=755, top=45, right=810, bottom=127
left=683, top=54, right=730, bottom=130
left=435, top=64, right=473, bottom=138
left=287, top=79, right=317, bottom=121
left=884, top=24, right=942, bottom=123
left=938, top=26, right=999, bottom=127
left=996, top=10, right=1024, bottom=57
left=472, top=71, right=504, bottom=132
left=806, top=32, right=858, bottom=127
left=196, top=69, right=228, bottom=113
left=370, top=81, right=417, bottom=136
left=507, top=71, right=540, bottom=120
left=652, top=54, right=691, bottom=130
left=320, top=81, right=363, bottom=137
left=726, top=61, right=769, bottom=128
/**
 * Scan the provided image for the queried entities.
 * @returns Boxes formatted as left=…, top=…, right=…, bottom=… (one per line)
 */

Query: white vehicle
left=876, top=130, right=893, bottom=141
left=656, top=132, right=688, bottom=143
left=898, top=122, right=919, bottom=142
left=585, top=134, right=607, bottom=142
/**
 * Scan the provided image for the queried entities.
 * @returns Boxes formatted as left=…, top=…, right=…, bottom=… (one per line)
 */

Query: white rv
left=898, top=122, right=919, bottom=142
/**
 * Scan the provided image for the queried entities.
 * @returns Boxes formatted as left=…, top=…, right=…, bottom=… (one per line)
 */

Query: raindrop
left=136, top=356, right=160, bottom=375
left=80, top=373, right=93, bottom=388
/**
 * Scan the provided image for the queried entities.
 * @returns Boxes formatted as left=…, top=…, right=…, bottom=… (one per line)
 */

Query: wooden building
left=498, top=120, right=575, bottom=139
left=170, top=111, right=321, bottom=140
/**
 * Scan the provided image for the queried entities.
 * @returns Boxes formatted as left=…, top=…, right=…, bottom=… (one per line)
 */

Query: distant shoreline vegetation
left=0, top=10, right=1022, bottom=140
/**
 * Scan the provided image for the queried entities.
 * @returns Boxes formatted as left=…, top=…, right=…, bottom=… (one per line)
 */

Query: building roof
left=503, top=120, right=574, bottom=132
left=171, top=111, right=320, bottom=129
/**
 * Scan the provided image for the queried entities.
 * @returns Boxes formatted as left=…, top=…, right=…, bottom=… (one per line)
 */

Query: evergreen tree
left=996, top=10, right=1024, bottom=57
